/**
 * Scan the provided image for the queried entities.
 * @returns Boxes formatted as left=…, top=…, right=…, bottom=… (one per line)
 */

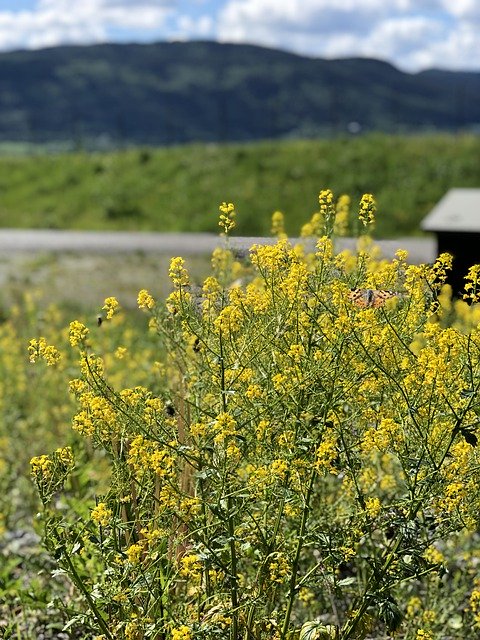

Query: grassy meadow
left=0, top=133, right=479, bottom=237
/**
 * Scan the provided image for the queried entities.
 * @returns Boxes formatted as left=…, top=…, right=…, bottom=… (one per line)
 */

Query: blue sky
left=0, top=0, right=479, bottom=72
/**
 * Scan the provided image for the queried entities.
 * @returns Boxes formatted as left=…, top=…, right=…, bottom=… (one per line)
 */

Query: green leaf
left=299, top=621, right=338, bottom=640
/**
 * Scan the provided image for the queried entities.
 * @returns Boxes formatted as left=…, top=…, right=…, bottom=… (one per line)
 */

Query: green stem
left=59, top=538, right=113, bottom=639
left=218, top=329, right=239, bottom=639
left=228, top=494, right=239, bottom=640
left=280, top=466, right=317, bottom=640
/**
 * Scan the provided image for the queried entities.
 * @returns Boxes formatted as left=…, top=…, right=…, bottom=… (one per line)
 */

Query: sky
left=0, top=0, right=479, bottom=73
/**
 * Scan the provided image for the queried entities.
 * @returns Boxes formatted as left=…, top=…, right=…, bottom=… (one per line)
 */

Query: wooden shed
left=421, top=188, right=480, bottom=295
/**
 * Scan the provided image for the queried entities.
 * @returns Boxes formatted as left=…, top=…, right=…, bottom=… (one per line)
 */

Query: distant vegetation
left=0, top=41, right=479, bottom=146
left=0, top=133, right=479, bottom=237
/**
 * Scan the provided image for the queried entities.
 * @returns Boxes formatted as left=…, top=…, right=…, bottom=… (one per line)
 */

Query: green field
left=0, top=133, right=479, bottom=237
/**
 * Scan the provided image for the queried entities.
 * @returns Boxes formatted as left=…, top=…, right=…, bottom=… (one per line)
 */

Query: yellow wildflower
left=169, top=256, right=190, bottom=287
left=358, top=193, right=376, bottom=228
left=171, top=625, right=192, bottom=640
left=91, top=502, right=112, bottom=527
left=126, top=543, right=143, bottom=564
left=137, top=288, right=155, bottom=309
left=218, top=201, right=236, bottom=234
left=69, top=320, right=89, bottom=347
left=102, top=296, right=120, bottom=320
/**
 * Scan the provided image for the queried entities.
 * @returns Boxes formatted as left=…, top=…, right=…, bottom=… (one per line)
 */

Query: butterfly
left=349, top=288, right=398, bottom=308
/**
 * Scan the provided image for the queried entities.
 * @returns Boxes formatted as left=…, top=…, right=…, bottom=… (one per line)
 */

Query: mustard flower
left=431, top=252, right=453, bottom=284
left=91, top=502, right=113, bottom=527
left=114, top=346, right=127, bottom=359
left=171, top=625, right=192, bottom=640
left=218, top=201, right=236, bottom=234
left=137, top=288, right=155, bottom=309
left=416, top=631, right=433, bottom=640
left=470, top=588, right=480, bottom=613
left=72, top=410, right=95, bottom=437
left=406, top=596, right=422, bottom=618
left=211, top=246, right=233, bottom=278
left=268, top=552, right=290, bottom=583
left=150, top=447, right=176, bottom=477
left=125, top=619, right=142, bottom=640
left=270, top=459, right=288, bottom=480
left=55, top=446, right=74, bottom=468
left=30, top=454, right=53, bottom=481
left=358, top=193, right=376, bottom=228
left=225, top=442, right=241, bottom=461
left=271, top=210, right=287, bottom=238
left=213, top=412, right=237, bottom=443
left=287, top=343, right=305, bottom=363
left=102, top=296, right=120, bottom=320
left=365, top=496, right=381, bottom=518
left=214, top=304, right=243, bottom=335
left=245, top=383, right=262, bottom=399
left=180, top=552, right=202, bottom=579
left=169, top=256, right=190, bottom=287
left=422, top=610, right=436, bottom=624
left=463, top=264, right=480, bottom=303
left=166, top=289, right=191, bottom=314
left=315, top=432, right=338, bottom=474
left=202, top=275, right=221, bottom=315
left=28, top=337, right=61, bottom=366
left=69, top=320, right=89, bottom=347
left=30, top=448, right=74, bottom=502
left=423, top=545, right=444, bottom=565
left=318, top=188, right=336, bottom=235
left=250, top=238, right=291, bottom=273
left=126, top=543, right=143, bottom=564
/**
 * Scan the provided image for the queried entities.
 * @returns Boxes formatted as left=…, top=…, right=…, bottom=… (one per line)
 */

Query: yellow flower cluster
left=218, top=201, right=236, bottom=234
left=137, top=288, right=155, bottom=309
left=268, top=552, right=290, bottom=583
left=179, top=552, right=202, bottom=580
left=212, top=412, right=237, bottom=443
left=28, top=337, right=61, bottom=366
left=315, top=433, right=338, bottom=475
left=271, top=210, right=286, bottom=238
left=126, top=542, right=143, bottom=564
left=127, top=434, right=176, bottom=478
left=72, top=393, right=116, bottom=439
left=68, top=320, right=89, bottom=347
left=364, top=496, right=381, bottom=518
left=171, top=625, right=192, bottom=640
left=91, top=502, right=113, bottom=527
left=358, top=193, right=376, bottom=227
left=169, top=256, right=190, bottom=287
left=431, top=252, right=453, bottom=285
left=463, top=264, right=480, bottom=303
left=30, top=447, right=74, bottom=502
left=30, top=454, right=53, bottom=480
left=202, top=275, right=221, bottom=316
left=470, top=584, right=480, bottom=626
left=214, top=304, right=243, bottom=335
left=102, top=296, right=120, bottom=320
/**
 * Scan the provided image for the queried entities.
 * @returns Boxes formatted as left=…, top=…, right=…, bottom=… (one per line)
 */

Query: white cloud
left=0, top=0, right=176, bottom=51
left=443, top=0, right=480, bottom=21
left=176, top=13, right=214, bottom=38
left=0, top=0, right=478, bottom=71
left=217, top=0, right=480, bottom=71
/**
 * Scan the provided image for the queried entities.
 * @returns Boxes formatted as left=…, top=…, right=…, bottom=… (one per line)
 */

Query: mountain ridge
left=0, top=40, right=478, bottom=145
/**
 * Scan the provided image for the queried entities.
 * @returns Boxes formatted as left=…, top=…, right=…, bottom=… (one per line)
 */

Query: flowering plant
left=30, top=192, right=480, bottom=639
